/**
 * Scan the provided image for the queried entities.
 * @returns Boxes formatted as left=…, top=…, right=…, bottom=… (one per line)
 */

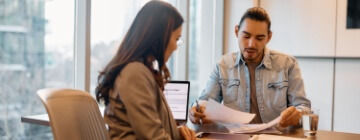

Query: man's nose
left=248, top=38, right=256, bottom=47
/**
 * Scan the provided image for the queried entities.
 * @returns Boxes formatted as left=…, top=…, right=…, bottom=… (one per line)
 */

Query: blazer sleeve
left=117, top=63, right=173, bottom=140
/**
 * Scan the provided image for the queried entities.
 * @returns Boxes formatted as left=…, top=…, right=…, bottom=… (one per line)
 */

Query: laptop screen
left=163, top=81, right=190, bottom=121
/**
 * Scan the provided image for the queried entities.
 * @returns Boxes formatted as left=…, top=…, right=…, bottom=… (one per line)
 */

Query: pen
left=196, top=100, right=203, bottom=124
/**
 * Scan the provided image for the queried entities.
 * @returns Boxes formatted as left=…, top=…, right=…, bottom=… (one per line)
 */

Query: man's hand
left=178, top=125, right=196, bottom=140
left=279, top=106, right=302, bottom=127
left=189, top=105, right=211, bottom=124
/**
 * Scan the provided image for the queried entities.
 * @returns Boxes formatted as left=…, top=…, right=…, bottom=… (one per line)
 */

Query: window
left=90, top=0, right=178, bottom=95
left=188, top=0, right=223, bottom=106
left=89, top=0, right=223, bottom=107
left=0, top=0, right=223, bottom=138
left=0, top=0, right=74, bottom=139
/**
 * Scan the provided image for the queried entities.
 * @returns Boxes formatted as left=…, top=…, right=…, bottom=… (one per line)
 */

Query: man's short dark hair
left=238, top=7, right=271, bottom=34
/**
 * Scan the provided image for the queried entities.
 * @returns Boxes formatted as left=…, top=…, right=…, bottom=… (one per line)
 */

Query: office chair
left=37, top=88, right=110, bottom=140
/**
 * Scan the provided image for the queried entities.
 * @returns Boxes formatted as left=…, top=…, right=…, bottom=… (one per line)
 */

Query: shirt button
left=260, top=108, right=264, bottom=111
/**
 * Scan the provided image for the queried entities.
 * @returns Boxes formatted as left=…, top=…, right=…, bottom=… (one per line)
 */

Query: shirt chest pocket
left=219, top=79, right=240, bottom=103
left=267, top=81, right=288, bottom=110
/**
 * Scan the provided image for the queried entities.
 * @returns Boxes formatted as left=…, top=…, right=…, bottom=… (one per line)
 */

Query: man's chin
left=244, top=56, right=256, bottom=61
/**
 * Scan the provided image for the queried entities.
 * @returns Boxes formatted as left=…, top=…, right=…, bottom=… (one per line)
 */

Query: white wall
left=262, top=0, right=337, bottom=57
left=297, top=58, right=334, bottom=131
left=336, top=1, right=360, bottom=57
left=334, top=59, right=360, bottom=134
left=223, top=0, right=253, bottom=53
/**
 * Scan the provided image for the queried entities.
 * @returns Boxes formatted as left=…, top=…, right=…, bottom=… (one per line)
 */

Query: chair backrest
left=37, top=88, right=110, bottom=140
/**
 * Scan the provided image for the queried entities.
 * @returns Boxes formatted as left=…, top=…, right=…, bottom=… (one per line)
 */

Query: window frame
left=74, top=0, right=91, bottom=92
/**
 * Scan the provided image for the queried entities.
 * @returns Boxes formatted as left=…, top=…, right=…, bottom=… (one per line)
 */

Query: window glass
left=188, top=0, right=222, bottom=107
left=90, top=0, right=177, bottom=95
left=0, top=0, right=74, bottom=139
left=188, top=0, right=201, bottom=107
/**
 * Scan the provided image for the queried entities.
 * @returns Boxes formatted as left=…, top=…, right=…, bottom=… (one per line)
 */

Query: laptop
left=163, top=81, right=190, bottom=124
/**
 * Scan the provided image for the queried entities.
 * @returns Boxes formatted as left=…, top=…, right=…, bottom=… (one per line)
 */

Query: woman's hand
left=178, top=125, right=196, bottom=140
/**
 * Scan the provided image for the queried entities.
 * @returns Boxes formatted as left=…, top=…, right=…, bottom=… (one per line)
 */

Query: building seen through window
left=0, top=0, right=74, bottom=139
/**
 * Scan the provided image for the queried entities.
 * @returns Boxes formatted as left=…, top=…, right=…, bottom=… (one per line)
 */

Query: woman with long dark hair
left=95, top=1, right=195, bottom=139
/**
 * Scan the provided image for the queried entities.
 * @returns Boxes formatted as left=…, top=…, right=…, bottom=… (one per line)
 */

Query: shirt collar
left=262, top=47, right=273, bottom=70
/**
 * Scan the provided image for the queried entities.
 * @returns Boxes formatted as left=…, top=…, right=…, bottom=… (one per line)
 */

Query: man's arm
left=287, top=59, right=311, bottom=111
left=198, top=63, right=223, bottom=102
left=279, top=59, right=311, bottom=128
left=189, top=63, right=223, bottom=124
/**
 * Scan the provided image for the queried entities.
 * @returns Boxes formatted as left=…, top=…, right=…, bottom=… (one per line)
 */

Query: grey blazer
left=104, top=62, right=181, bottom=140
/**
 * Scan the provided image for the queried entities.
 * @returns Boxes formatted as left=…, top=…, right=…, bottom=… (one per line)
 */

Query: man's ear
left=267, top=31, right=273, bottom=43
left=235, top=25, right=239, bottom=37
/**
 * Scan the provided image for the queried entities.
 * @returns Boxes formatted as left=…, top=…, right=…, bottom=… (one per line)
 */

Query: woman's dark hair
left=238, top=7, right=271, bottom=34
left=96, top=0, right=184, bottom=105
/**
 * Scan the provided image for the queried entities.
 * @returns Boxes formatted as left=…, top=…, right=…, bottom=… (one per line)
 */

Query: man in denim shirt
left=189, top=7, right=311, bottom=128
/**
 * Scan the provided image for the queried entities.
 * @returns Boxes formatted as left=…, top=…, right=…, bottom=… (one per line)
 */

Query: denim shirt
left=198, top=47, right=311, bottom=123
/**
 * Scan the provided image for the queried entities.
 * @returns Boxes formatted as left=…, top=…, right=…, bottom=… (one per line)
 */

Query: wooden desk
left=22, top=114, right=360, bottom=140
left=21, top=114, right=50, bottom=126
left=188, top=122, right=360, bottom=140
left=281, top=128, right=360, bottom=140
left=21, top=106, right=105, bottom=126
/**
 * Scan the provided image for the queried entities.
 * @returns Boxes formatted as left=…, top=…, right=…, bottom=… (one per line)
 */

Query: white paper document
left=223, top=116, right=281, bottom=133
left=204, top=99, right=281, bottom=134
left=204, top=99, right=255, bottom=124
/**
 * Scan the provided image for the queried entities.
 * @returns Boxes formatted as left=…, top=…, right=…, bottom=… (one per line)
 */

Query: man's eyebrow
left=256, top=34, right=266, bottom=38
left=242, top=31, right=266, bottom=37
left=242, top=31, right=250, bottom=35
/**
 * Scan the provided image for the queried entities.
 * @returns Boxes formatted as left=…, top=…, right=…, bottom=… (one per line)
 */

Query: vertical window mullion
left=174, top=0, right=190, bottom=80
left=74, top=0, right=91, bottom=92
left=213, top=0, right=224, bottom=61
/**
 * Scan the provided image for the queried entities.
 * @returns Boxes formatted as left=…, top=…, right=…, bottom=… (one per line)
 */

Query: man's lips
left=244, top=49, right=257, bottom=54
